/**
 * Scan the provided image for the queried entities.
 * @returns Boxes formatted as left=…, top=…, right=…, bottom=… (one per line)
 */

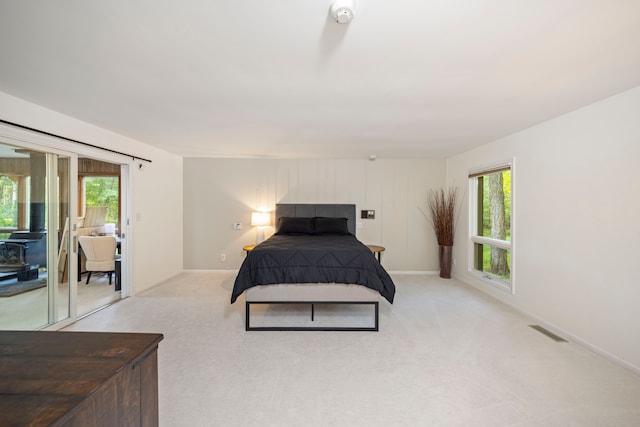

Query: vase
left=438, top=245, right=453, bottom=279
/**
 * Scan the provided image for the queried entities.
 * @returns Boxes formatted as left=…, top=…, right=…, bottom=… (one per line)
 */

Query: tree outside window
left=0, top=175, right=18, bottom=229
left=469, top=164, right=512, bottom=290
left=84, top=176, right=119, bottom=226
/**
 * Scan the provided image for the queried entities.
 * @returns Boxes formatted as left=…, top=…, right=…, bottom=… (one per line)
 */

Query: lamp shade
left=251, top=211, right=270, bottom=227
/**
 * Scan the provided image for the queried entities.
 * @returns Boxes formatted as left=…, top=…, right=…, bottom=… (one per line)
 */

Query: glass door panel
left=53, top=153, right=72, bottom=323
left=0, top=141, right=73, bottom=330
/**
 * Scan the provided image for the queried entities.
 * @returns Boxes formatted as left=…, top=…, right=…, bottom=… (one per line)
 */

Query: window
left=0, top=175, right=18, bottom=229
left=83, top=176, right=120, bottom=225
left=469, top=162, right=512, bottom=291
left=0, top=175, right=30, bottom=239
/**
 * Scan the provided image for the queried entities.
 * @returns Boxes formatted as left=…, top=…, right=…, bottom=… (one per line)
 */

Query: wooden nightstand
left=243, top=244, right=257, bottom=254
left=367, top=244, right=385, bottom=262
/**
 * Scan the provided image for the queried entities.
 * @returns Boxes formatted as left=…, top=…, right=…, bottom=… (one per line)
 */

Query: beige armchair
left=78, top=236, right=117, bottom=285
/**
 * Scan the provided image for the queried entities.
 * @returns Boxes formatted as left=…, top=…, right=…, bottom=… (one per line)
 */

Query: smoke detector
left=331, top=0, right=356, bottom=24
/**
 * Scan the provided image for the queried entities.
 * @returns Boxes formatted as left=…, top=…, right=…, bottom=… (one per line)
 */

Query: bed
left=231, top=203, right=395, bottom=331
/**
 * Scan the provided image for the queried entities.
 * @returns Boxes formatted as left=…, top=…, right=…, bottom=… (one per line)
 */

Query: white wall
left=183, top=157, right=446, bottom=271
left=447, top=86, right=640, bottom=373
left=0, top=91, right=183, bottom=295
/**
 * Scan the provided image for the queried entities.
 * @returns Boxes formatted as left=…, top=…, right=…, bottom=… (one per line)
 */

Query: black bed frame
left=244, top=203, right=380, bottom=332
left=245, top=301, right=379, bottom=331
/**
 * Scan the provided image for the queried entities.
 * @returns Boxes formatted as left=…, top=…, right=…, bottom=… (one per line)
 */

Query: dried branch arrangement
left=426, top=187, right=458, bottom=246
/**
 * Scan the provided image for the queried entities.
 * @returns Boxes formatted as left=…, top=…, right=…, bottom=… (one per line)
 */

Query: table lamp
left=251, top=211, right=270, bottom=244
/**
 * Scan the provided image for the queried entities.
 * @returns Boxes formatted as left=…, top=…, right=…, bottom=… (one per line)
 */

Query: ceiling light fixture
left=331, top=0, right=355, bottom=24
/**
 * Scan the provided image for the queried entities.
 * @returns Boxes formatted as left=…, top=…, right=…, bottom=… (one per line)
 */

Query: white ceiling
left=1, top=1, right=640, bottom=159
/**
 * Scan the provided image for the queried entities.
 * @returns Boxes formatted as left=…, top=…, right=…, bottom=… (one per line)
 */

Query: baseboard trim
left=521, top=309, right=640, bottom=377
left=456, top=274, right=640, bottom=377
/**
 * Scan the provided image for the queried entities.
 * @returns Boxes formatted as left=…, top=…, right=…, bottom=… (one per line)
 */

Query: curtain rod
left=0, top=119, right=152, bottom=163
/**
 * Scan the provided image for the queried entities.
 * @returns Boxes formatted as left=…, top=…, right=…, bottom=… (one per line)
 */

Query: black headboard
left=275, top=204, right=356, bottom=235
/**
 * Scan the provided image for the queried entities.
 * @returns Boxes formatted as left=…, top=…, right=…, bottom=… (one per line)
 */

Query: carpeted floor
left=64, top=271, right=640, bottom=427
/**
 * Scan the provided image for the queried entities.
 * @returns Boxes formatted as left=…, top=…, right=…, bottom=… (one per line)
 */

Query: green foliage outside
left=85, top=177, right=119, bottom=224
left=0, top=175, right=119, bottom=231
left=481, top=171, right=511, bottom=240
left=480, top=245, right=511, bottom=281
left=475, top=170, right=512, bottom=281
left=0, top=175, right=17, bottom=228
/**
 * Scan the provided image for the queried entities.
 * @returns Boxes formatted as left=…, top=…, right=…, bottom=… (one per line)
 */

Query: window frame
left=468, top=159, right=514, bottom=293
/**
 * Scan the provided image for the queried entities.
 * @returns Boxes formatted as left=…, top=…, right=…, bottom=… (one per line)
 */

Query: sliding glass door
left=0, top=139, right=75, bottom=330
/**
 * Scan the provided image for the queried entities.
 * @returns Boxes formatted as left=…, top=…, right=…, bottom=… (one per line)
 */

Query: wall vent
left=529, top=325, right=568, bottom=342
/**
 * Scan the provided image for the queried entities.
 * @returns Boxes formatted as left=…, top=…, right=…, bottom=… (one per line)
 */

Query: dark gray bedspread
left=231, top=234, right=395, bottom=304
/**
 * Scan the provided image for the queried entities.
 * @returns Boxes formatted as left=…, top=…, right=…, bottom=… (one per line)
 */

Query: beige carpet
left=64, top=271, right=640, bottom=427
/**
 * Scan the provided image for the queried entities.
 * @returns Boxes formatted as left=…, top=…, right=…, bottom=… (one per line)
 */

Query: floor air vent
left=529, top=325, right=568, bottom=342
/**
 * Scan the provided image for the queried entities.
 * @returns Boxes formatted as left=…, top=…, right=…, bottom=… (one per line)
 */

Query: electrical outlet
left=356, top=222, right=363, bottom=229
left=233, top=222, right=242, bottom=230
left=220, top=253, right=226, bottom=262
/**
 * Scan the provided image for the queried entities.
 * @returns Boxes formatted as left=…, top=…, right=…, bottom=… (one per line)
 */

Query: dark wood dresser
left=0, top=331, right=163, bottom=426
